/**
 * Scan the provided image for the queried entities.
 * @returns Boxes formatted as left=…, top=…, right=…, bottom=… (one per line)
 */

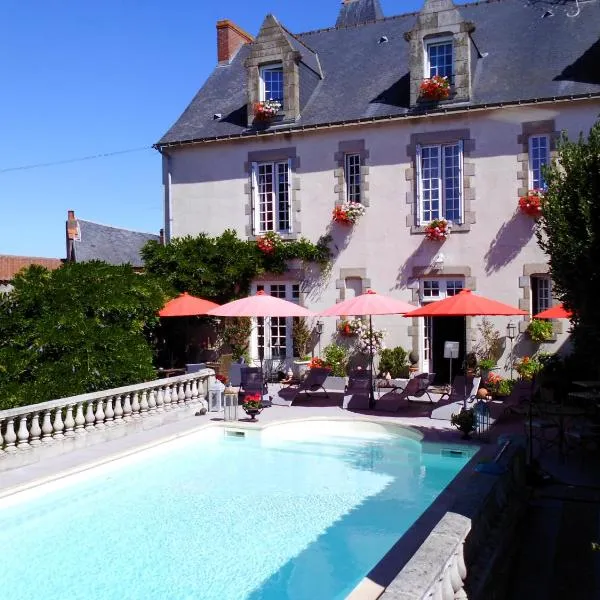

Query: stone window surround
left=518, top=264, right=562, bottom=338
left=244, top=147, right=301, bottom=240
left=405, top=129, right=476, bottom=234
left=516, top=120, right=560, bottom=197
left=253, top=271, right=308, bottom=306
left=406, top=266, right=477, bottom=363
left=335, top=268, right=371, bottom=302
left=334, top=140, right=371, bottom=207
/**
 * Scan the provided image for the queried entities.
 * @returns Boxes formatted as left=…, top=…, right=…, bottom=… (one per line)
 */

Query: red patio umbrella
left=159, top=292, right=219, bottom=317
left=207, top=290, right=314, bottom=318
left=405, top=290, right=527, bottom=317
left=533, top=303, right=572, bottom=319
left=319, top=290, right=416, bottom=407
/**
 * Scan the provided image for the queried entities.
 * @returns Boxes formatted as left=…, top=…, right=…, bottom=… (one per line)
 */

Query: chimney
left=66, top=210, right=81, bottom=262
left=216, top=20, right=254, bottom=65
left=159, top=228, right=165, bottom=246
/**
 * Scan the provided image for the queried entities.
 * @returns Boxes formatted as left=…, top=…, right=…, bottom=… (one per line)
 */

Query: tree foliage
left=141, top=229, right=331, bottom=303
left=0, top=262, right=169, bottom=409
left=536, top=121, right=600, bottom=370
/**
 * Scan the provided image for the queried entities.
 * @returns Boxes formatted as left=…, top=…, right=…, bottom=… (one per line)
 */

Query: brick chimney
left=66, top=210, right=81, bottom=262
left=217, top=20, right=254, bottom=65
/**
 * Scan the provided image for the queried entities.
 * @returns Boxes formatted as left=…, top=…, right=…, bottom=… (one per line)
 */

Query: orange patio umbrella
left=533, top=303, right=572, bottom=319
left=405, top=290, right=527, bottom=317
left=159, top=292, right=219, bottom=317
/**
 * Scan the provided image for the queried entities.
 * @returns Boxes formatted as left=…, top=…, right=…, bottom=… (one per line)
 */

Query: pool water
left=0, top=424, right=474, bottom=600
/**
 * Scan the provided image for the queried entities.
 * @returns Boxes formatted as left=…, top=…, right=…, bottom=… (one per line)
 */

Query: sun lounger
left=375, top=373, right=436, bottom=412
left=289, top=367, right=331, bottom=405
left=344, top=369, right=373, bottom=410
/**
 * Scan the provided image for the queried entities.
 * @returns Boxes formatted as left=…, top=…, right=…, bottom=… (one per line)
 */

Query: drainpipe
left=161, top=150, right=173, bottom=242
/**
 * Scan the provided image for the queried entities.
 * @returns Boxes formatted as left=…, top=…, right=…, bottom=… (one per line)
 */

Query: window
left=421, top=278, right=464, bottom=301
left=529, top=135, right=549, bottom=190
left=344, top=154, right=361, bottom=203
left=531, top=276, right=552, bottom=316
left=253, top=283, right=299, bottom=361
left=252, top=160, right=291, bottom=234
left=260, top=65, right=284, bottom=106
left=426, top=40, right=453, bottom=80
left=417, top=142, right=463, bottom=224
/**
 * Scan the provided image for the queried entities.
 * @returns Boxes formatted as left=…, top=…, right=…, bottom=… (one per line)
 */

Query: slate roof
left=72, top=220, right=159, bottom=268
left=157, top=0, right=600, bottom=147
left=0, top=255, right=63, bottom=283
left=336, top=0, right=384, bottom=28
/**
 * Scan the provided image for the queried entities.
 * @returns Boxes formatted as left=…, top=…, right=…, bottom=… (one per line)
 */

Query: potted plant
left=253, top=100, right=282, bottom=122
left=477, top=358, right=496, bottom=381
left=526, top=319, right=553, bottom=343
left=464, top=352, right=478, bottom=377
left=450, top=408, right=476, bottom=440
left=256, top=231, right=283, bottom=254
left=241, top=393, right=262, bottom=421
left=337, top=318, right=360, bottom=337
left=424, top=218, right=451, bottom=241
left=322, top=343, right=349, bottom=390
left=332, top=201, right=366, bottom=225
left=518, top=189, right=544, bottom=218
left=292, top=318, right=313, bottom=379
left=419, top=75, right=451, bottom=101
left=514, top=356, right=542, bottom=381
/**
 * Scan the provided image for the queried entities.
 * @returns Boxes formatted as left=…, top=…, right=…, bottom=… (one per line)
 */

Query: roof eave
left=154, top=92, right=600, bottom=151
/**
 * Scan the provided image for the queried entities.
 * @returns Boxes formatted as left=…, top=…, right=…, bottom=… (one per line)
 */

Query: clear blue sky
left=0, top=0, right=465, bottom=259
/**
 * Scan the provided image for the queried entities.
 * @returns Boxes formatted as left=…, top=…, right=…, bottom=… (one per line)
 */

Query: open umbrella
left=320, top=290, right=416, bottom=408
left=533, top=303, right=572, bottom=319
left=405, top=289, right=527, bottom=317
left=207, top=290, right=314, bottom=318
left=159, top=292, right=219, bottom=317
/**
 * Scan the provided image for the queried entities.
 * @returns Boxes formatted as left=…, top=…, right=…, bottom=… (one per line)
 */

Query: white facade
left=161, top=100, right=599, bottom=378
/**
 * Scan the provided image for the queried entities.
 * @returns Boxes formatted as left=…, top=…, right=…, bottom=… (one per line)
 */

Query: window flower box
left=518, top=189, right=544, bottom=218
left=419, top=76, right=450, bottom=101
left=256, top=231, right=283, bottom=254
left=337, top=318, right=361, bottom=337
left=332, top=201, right=366, bottom=225
left=424, top=219, right=451, bottom=241
left=253, top=100, right=282, bottom=121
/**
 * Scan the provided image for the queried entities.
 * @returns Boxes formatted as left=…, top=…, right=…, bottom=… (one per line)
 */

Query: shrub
left=292, top=318, right=313, bottom=359
left=514, top=356, right=543, bottom=381
left=526, top=319, right=553, bottom=343
left=323, top=343, right=349, bottom=377
left=220, top=318, right=251, bottom=361
left=378, top=347, right=409, bottom=379
left=473, top=318, right=503, bottom=365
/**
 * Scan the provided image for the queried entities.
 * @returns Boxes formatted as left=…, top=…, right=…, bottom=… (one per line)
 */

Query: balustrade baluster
left=30, top=412, right=42, bottom=446
left=104, top=397, right=115, bottom=426
left=74, top=402, right=86, bottom=434
left=52, top=406, right=65, bottom=439
left=131, top=392, right=141, bottom=418
left=170, top=384, right=178, bottom=407
left=148, top=389, right=157, bottom=413
left=94, top=400, right=106, bottom=429
left=16, top=415, right=31, bottom=449
left=191, top=378, right=199, bottom=401
left=64, top=405, right=75, bottom=436
left=156, top=386, right=164, bottom=412
left=122, top=393, right=133, bottom=421
left=4, top=418, right=17, bottom=452
left=113, top=395, right=124, bottom=423
left=0, top=419, right=5, bottom=452
left=184, top=381, right=192, bottom=403
left=449, top=553, right=463, bottom=593
left=85, top=401, right=96, bottom=430
left=140, top=390, right=149, bottom=414
left=440, top=564, right=454, bottom=600
left=178, top=382, right=185, bottom=405
left=163, top=385, right=173, bottom=410
left=41, top=410, right=54, bottom=442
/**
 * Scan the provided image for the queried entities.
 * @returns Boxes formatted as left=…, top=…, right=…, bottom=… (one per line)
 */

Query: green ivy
left=142, top=230, right=331, bottom=303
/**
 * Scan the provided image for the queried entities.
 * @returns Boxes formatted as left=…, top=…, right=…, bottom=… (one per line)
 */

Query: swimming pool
left=0, top=421, right=476, bottom=600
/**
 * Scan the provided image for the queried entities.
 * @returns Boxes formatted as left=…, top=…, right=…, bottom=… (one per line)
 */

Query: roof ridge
left=297, top=0, right=505, bottom=37
left=0, top=254, right=62, bottom=261
left=77, top=218, right=158, bottom=237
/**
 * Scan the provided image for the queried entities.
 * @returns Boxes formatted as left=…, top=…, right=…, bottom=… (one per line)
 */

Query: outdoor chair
left=438, top=376, right=468, bottom=403
left=240, top=367, right=268, bottom=395
left=344, top=369, right=373, bottom=410
left=375, top=374, right=436, bottom=412
left=289, top=367, right=331, bottom=405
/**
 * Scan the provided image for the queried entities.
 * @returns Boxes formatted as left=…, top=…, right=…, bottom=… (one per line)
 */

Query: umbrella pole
left=369, top=314, right=375, bottom=409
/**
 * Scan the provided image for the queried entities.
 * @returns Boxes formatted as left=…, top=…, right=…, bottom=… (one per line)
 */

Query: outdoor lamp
left=223, top=385, right=238, bottom=422
left=316, top=320, right=324, bottom=335
left=208, top=379, right=225, bottom=412
left=506, top=321, right=516, bottom=340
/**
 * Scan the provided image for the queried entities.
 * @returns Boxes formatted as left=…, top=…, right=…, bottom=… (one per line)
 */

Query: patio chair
left=438, top=376, right=468, bottom=403
left=289, top=367, right=331, bottom=405
left=344, top=369, right=373, bottom=410
left=240, top=367, right=268, bottom=395
left=375, top=374, right=436, bottom=412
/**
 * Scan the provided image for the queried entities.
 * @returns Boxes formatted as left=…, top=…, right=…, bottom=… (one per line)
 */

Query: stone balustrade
left=0, top=370, right=214, bottom=467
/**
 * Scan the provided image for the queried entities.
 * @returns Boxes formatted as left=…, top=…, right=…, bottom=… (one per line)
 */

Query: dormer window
left=426, top=39, right=453, bottom=81
left=260, top=64, right=284, bottom=107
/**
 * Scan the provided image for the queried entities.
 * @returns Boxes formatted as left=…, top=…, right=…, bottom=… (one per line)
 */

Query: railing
left=0, top=370, right=214, bottom=454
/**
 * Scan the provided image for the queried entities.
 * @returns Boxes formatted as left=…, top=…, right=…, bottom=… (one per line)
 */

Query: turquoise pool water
left=0, top=424, right=474, bottom=600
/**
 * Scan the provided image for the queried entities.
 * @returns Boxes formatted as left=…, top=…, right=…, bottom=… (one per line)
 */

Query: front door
left=431, top=317, right=466, bottom=385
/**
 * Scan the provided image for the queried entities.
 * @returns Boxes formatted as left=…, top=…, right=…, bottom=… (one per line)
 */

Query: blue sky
left=0, top=0, right=465, bottom=258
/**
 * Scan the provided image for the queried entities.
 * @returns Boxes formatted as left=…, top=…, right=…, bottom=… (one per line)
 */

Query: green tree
left=0, top=261, right=169, bottom=409
left=536, top=120, right=600, bottom=371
